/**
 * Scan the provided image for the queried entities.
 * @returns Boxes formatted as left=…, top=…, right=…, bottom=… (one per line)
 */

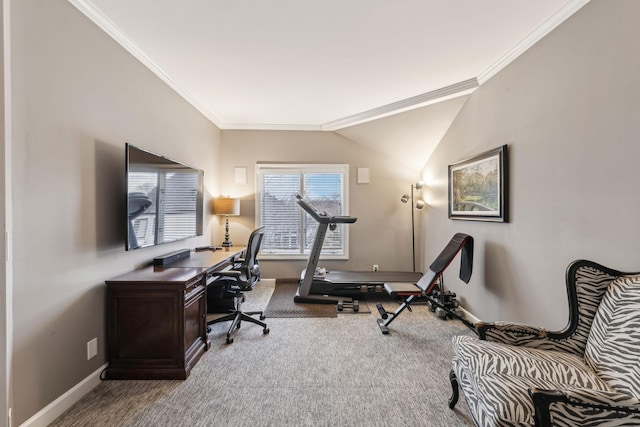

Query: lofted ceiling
left=70, top=0, right=589, bottom=170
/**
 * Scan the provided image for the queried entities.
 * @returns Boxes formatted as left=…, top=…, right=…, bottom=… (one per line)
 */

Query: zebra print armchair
left=449, top=260, right=640, bottom=426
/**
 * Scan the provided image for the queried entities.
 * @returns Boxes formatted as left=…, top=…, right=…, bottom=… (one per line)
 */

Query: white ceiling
left=70, top=0, right=589, bottom=170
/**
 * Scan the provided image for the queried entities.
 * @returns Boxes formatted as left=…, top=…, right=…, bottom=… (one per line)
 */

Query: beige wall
left=220, top=130, right=421, bottom=278
left=420, top=0, right=640, bottom=329
left=10, top=0, right=220, bottom=423
left=1, top=0, right=9, bottom=423
left=9, top=0, right=640, bottom=424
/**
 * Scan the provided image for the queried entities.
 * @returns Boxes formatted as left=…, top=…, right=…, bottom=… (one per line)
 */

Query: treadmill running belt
left=321, top=271, right=422, bottom=284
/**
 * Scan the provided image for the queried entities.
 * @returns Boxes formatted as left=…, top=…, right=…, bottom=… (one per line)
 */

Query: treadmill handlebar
left=296, top=193, right=357, bottom=224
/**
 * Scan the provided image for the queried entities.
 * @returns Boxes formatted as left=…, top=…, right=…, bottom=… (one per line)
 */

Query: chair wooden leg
left=449, top=369, right=459, bottom=409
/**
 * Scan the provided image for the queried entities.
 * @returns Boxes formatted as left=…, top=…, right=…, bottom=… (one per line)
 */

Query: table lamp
left=213, top=197, right=240, bottom=247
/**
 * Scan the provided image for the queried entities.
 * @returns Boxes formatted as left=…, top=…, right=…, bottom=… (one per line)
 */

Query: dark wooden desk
left=105, top=247, right=244, bottom=380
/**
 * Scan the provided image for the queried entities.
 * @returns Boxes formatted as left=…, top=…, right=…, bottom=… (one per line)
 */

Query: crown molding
left=219, top=122, right=323, bottom=131
left=322, top=78, right=478, bottom=131
left=69, top=0, right=590, bottom=132
left=478, top=0, right=591, bottom=84
left=68, top=0, right=224, bottom=128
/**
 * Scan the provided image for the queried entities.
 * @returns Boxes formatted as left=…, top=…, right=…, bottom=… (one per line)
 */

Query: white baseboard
left=459, top=306, right=481, bottom=325
left=20, top=363, right=107, bottom=427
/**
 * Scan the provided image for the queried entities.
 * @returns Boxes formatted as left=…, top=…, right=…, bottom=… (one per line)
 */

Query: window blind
left=257, top=164, right=349, bottom=258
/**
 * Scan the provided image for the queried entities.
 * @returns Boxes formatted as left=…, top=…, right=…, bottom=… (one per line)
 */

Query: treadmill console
left=295, top=193, right=357, bottom=224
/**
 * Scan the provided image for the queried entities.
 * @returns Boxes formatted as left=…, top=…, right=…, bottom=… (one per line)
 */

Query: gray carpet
left=50, top=279, right=475, bottom=427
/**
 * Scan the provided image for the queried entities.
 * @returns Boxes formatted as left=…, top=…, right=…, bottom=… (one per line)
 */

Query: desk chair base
left=207, top=293, right=269, bottom=344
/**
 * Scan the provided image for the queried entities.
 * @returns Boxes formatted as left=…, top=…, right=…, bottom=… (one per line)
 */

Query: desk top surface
left=106, top=247, right=245, bottom=284
left=168, top=247, right=244, bottom=269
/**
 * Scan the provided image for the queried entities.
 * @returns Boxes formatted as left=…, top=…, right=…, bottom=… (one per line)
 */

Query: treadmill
left=294, top=194, right=422, bottom=309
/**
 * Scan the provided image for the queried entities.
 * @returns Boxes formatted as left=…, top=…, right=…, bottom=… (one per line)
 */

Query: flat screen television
left=126, top=143, right=204, bottom=250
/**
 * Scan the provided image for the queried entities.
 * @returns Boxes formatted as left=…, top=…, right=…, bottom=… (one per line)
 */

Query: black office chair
left=207, top=227, right=269, bottom=344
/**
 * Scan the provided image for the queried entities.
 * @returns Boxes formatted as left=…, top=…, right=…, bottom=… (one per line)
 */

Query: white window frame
left=256, top=163, right=350, bottom=260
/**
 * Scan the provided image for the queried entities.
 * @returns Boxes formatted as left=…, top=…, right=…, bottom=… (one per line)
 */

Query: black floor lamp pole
left=401, top=181, right=424, bottom=273
left=410, top=184, right=416, bottom=272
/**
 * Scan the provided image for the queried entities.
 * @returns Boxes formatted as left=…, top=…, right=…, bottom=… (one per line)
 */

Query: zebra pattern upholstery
left=449, top=260, right=640, bottom=426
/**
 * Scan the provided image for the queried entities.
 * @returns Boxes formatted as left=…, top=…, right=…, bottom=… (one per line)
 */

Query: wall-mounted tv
left=126, top=143, right=204, bottom=250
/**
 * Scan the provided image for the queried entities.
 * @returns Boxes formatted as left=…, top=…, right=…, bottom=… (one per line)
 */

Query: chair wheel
left=263, top=328, right=270, bottom=335
left=260, top=314, right=266, bottom=320
left=226, top=337, right=234, bottom=344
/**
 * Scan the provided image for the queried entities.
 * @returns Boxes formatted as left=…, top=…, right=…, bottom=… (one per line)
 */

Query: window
left=256, top=164, right=349, bottom=259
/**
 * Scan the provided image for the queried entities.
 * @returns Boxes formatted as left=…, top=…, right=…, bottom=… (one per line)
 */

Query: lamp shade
left=213, top=197, right=240, bottom=216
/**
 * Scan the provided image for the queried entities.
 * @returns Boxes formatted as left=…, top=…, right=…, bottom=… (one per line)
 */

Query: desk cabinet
left=105, top=248, right=243, bottom=380
left=106, top=269, right=209, bottom=380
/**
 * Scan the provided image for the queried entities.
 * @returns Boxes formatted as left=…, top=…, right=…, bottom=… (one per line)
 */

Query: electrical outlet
left=87, top=338, right=98, bottom=360
left=373, top=264, right=379, bottom=272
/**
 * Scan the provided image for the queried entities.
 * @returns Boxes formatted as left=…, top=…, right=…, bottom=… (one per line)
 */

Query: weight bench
left=376, top=233, right=474, bottom=334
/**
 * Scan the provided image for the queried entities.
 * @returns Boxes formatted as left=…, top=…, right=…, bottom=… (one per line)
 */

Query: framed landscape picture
left=448, top=145, right=508, bottom=222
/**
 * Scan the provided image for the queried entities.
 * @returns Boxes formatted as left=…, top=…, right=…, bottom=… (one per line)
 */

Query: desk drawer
left=185, top=280, right=205, bottom=303
left=185, top=276, right=204, bottom=293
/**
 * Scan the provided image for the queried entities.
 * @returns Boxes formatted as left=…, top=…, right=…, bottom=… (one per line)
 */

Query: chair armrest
left=477, top=321, right=578, bottom=354
left=214, top=270, right=242, bottom=279
left=529, top=387, right=640, bottom=427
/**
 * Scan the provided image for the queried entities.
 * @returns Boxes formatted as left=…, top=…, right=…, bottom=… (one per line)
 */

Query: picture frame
left=448, top=145, right=508, bottom=222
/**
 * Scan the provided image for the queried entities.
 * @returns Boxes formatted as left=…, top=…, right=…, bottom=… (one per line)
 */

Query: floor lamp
left=213, top=197, right=240, bottom=247
left=400, top=181, right=425, bottom=272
